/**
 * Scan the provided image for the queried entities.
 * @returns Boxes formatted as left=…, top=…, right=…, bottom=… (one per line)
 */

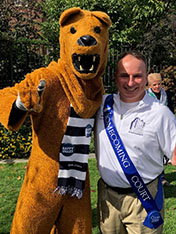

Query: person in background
left=147, top=73, right=175, bottom=113
left=95, top=51, right=176, bottom=234
left=147, top=73, right=175, bottom=186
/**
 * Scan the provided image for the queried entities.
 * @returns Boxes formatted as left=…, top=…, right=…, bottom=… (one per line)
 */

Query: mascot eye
left=94, top=26, right=101, bottom=34
left=70, top=26, right=76, bottom=34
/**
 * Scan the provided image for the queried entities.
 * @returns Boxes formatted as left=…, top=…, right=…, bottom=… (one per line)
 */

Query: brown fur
left=0, top=8, right=111, bottom=234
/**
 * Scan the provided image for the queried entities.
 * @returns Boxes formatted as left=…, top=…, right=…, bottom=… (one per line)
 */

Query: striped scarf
left=54, top=106, right=94, bottom=199
left=48, top=59, right=103, bottom=198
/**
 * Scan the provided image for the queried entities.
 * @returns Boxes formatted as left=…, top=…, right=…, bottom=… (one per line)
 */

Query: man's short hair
left=116, top=50, right=147, bottom=71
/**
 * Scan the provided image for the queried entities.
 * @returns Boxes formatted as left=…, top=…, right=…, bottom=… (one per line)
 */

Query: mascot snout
left=73, top=35, right=99, bottom=74
left=77, top=35, right=97, bottom=46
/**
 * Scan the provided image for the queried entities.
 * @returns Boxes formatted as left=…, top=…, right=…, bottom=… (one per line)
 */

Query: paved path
left=0, top=153, right=95, bottom=164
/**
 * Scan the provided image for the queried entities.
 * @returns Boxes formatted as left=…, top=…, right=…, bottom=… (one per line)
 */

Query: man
left=95, top=51, right=176, bottom=234
left=147, top=73, right=175, bottom=186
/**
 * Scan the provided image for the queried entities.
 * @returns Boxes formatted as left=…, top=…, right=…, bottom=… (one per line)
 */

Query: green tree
left=39, top=0, right=175, bottom=62
left=40, top=0, right=169, bottom=47
left=137, top=8, right=176, bottom=67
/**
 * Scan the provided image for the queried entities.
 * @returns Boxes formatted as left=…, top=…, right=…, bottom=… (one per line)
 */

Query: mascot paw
left=17, top=80, right=46, bottom=113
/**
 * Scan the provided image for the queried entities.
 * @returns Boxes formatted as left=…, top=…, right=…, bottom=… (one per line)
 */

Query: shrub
left=161, top=65, right=176, bottom=113
left=0, top=118, right=32, bottom=160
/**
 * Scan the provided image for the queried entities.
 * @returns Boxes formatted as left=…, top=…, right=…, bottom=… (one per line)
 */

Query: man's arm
left=171, top=145, right=176, bottom=166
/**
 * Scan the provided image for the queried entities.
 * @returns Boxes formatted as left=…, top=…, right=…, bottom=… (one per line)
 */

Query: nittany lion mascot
left=0, top=7, right=111, bottom=234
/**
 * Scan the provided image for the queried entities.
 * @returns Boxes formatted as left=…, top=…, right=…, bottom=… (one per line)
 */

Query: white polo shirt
left=95, top=92, right=176, bottom=188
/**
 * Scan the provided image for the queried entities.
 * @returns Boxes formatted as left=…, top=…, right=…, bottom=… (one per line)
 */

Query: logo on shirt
left=85, top=124, right=92, bottom=137
left=129, top=117, right=145, bottom=135
left=61, top=143, right=75, bottom=156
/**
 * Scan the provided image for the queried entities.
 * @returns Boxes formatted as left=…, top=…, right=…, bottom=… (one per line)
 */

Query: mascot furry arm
left=0, top=7, right=111, bottom=234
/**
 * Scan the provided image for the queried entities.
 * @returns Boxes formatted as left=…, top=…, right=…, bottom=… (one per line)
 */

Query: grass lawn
left=0, top=158, right=176, bottom=234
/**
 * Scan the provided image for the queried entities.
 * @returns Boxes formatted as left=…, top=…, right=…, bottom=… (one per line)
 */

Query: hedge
left=0, top=118, right=32, bottom=160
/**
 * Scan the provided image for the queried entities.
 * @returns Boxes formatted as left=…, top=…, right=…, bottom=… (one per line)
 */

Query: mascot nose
left=77, top=35, right=97, bottom=46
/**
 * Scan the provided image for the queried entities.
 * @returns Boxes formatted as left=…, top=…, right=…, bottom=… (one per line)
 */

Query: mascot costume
left=0, top=7, right=111, bottom=234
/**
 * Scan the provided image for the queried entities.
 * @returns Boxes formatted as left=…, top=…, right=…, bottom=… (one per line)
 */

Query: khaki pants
left=97, top=178, right=164, bottom=234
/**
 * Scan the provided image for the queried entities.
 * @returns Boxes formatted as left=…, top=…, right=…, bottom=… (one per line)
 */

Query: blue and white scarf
left=54, top=106, right=94, bottom=199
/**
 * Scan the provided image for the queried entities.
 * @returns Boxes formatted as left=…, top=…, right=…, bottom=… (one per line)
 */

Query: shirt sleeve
left=157, top=107, right=176, bottom=159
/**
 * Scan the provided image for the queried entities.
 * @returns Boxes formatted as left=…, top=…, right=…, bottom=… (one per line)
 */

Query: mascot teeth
left=90, top=65, right=94, bottom=71
left=72, top=53, right=100, bottom=74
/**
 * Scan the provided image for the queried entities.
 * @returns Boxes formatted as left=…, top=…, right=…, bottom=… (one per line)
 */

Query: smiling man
left=95, top=51, right=176, bottom=234
left=115, top=52, right=147, bottom=103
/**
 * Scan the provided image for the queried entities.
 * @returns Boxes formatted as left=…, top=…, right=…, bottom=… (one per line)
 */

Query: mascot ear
left=59, top=7, right=81, bottom=26
left=91, top=11, right=112, bottom=27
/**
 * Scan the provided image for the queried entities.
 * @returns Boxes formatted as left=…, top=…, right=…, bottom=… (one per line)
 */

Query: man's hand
left=171, top=145, right=176, bottom=166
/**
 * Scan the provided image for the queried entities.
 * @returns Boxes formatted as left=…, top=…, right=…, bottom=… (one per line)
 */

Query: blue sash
left=103, top=94, right=163, bottom=229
